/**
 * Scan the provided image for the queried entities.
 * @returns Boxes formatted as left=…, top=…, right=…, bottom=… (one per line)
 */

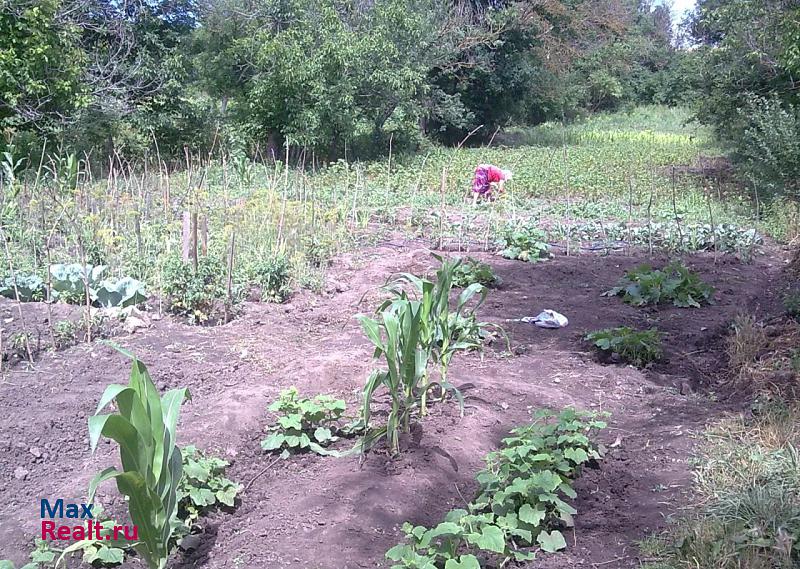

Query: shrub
left=603, top=262, right=714, bottom=308
left=586, top=327, right=662, bottom=367
left=301, top=233, right=337, bottom=267
left=261, top=387, right=347, bottom=456
left=452, top=257, right=499, bottom=288
left=499, top=222, right=550, bottom=263
left=161, top=256, right=229, bottom=324
left=247, top=254, right=292, bottom=302
left=738, top=95, right=800, bottom=201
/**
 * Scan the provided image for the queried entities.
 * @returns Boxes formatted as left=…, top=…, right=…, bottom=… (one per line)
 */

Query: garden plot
left=0, top=240, right=787, bottom=569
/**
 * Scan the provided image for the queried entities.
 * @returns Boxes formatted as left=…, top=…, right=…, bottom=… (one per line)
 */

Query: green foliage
left=385, top=409, right=607, bottom=567
left=360, top=298, right=430, bottom=456
left=93, top=277, right=148, bottom=309
left=0, top=0, right=86, bottom=130
left=261, top=387, right=347, bottom=456
left=603, top=262, right=714, bottom=308
left=380, top=255, right=492, bottom=413
left=177, top=445, right=241, bottom=531
left=55, top=506, right=128, bottom=567
left=644, top=402, right=800, bottom=569
left=690, top=0, right=799, bottom=201
left=451, top=258, right=498, bottom=289
left=0, top=274, right=44, bottom=302
left=161, top=256, right=229, bottom=324
left=359, top=255, right=501, bottom=455
left=49, top=263, right=105, bottom=304
left=247, top=254, right=292, bottom=303
left=499, top=223, right=550, bottom=263
left=586, top=327, right=662, bottom=368
left=738, top=95, right=800, bottom=200
left=53, top=320, right=77, bottom=349
left=553, top=221, right=762, bottom=256
left=784, top=291, right=800, bottom=319
left=300, top=233, right=338, bottom=268
left=87, top=346, right=190, bottom=569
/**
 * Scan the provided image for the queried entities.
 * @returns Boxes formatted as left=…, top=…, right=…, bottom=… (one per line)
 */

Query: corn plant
left=380, top=255, right=489, bottom=414
left=87, top=345, right=190, bottom=569
left=359, top=298, right=429, bottom=455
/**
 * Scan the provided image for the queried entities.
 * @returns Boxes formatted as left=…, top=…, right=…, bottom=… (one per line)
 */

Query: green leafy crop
left=0, top=274, right=44, bottom=302
left=261, top=387, right=347, bottom=456
left=498, top=222, right=550, bottom=263
left=177, top=446, right=242, bottom=531
left=161, top=256, right=230, bottom=324
left=452, top=257, right=499, bottom=288
left=603, top=262, right=714, bottom=308
left=247, top=254, right=292, bottom=303
left=385, top=409, right=607, bottom=567
left=586, top=327, right=662, bottom=367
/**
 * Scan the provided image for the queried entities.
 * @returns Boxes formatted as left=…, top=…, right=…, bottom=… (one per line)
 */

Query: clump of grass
left=783, top=290, right=800, bottom=319
left=727, top=314, right=768, bottom=375
left=644, top=402, right=800, bottom=569
left=586, top=327, right=662, bottom=368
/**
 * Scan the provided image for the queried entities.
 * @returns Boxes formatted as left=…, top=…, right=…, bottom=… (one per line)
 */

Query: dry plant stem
left=42, top=204, right=68, bottom=348
left=438, top=166, right=447, bottom=249
left=627, top=175, right=633, bottom=255
left=647, top=166, right=655, bottom=256
left=0, top=225, right=34, bottom=361
left=244, top=455, right=284, bottom=492
left=707, top=187, right=717, bottom=263
left=671, top=166, right=684, bottom=247
left=225, top=232, right=235, bottom=324
left=562, top=129, right=571, bottom=257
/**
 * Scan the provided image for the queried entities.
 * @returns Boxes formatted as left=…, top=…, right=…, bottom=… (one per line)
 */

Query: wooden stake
left=225, top=232, right=235, bottom=323
left=200, top=217, right=208, bottom=256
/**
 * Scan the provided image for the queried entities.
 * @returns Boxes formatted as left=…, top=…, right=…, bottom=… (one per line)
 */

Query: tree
left=0, top=0, right=86, bottom=132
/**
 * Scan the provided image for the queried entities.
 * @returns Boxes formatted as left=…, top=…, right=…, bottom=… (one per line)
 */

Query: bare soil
left=0, top=237, right=788, bottom=568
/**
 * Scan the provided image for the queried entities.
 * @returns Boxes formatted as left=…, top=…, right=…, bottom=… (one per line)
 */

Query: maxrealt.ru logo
left=40, top=499, right=137, bottom=541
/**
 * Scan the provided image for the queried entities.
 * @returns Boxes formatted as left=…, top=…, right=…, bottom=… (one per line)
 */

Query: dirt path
left=0, top=242, right=786, bottom=568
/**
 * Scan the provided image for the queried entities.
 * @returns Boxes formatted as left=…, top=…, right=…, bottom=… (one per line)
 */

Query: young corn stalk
left=379, top=255, right=487, bottom=415
left=359, top=298, right=429, bottom=455
left=87, top=345, right=190, bottom=569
